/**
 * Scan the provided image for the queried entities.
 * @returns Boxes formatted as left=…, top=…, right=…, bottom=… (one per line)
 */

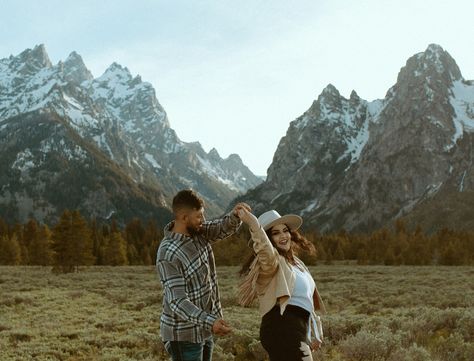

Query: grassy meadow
left=0, top=265, right=473, bottom=361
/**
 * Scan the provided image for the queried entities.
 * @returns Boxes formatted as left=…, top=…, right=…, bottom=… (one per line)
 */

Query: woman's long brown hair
left=239, top=225, right=316, bottom=276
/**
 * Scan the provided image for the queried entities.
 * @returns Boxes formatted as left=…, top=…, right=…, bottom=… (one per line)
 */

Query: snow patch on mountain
left=12, top=148, right=36, bottom=172
left=302, top=199, right=319, bottom=214
left=145, top=153, right=162, bottom=170
left=65, top=106, right=99, bottom=131
left=0, top=45, right=263, bottom=214
left=447, top=80, right=474, bottom=150
left=92, top=133, right=113, bottom=159
left=340, top=117, right=369, bottom=165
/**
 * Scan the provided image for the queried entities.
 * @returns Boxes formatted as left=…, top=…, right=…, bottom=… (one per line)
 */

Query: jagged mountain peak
left=294, top=84, right=368, bottom=132
left=314, top=84, right=344, bottom=112
left=16, top=44, right=52, bottom=71
left=226, top=153, right=243, bottom=164
left=0, top=44, right=263, bottom=222
left=130, top=75, right=142, bottom=86
left=91, top=62, right=148, bottom=104
left=349, top=90, right=360, bottom=102
left=102, top=62, right=132, bottom=79
left=425, top=43, right=445, bottom=55
left=397, top=43, right=462, bottom=86
left=237, top=44, right=474, bottom=233
left=419, top=44, right=461, bottom=79
left=63, top=51, right=93, bottom=84
left=65, top=51, right=82, bottom=62
left=320, top=83, right=341, bottom=97
left=208, top=147, right=221, bottom=160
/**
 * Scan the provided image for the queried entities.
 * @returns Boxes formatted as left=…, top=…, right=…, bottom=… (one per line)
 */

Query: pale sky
left=1, top=0, right=473, bottom=175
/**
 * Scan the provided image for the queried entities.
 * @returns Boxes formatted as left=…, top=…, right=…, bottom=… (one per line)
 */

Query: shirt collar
left=164, top=221, right=191, bottom=242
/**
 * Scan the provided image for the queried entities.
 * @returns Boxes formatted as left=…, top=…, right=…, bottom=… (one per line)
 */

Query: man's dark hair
left=172, top=189, right=205, bottom=214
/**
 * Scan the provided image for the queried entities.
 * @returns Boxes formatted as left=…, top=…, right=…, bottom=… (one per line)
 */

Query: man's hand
left=232, top=202, right=252, bottom=218
left=310, top=339, right=322, bottom=351
left=212, top=318, right=232, bottom=336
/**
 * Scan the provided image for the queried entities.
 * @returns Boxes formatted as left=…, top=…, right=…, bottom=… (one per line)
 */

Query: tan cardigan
left=239, top=226, right=326, bottom=340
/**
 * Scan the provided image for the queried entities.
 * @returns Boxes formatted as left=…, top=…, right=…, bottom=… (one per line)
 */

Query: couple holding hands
left=156, top=190, right=325, bottom=361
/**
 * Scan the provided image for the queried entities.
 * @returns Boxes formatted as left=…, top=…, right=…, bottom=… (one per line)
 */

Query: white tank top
left=287, top=264, right=315, bottom=313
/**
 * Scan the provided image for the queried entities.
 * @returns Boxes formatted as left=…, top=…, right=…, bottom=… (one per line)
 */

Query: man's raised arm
left=202, top=202, right=251, bottom=241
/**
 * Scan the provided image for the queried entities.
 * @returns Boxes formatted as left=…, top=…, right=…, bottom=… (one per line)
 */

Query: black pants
left=260, top=305, right=313, bottom=361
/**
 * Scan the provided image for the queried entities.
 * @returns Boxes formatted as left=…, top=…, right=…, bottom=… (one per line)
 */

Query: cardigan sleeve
left=249, top=226, right=279, bottom=276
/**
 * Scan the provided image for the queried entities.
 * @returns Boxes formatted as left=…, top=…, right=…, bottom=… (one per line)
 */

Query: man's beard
left=187, top=224, right=204, bottom=237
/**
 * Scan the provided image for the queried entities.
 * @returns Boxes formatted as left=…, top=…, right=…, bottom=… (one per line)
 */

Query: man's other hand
left=212, top=318, right=232, bottom=336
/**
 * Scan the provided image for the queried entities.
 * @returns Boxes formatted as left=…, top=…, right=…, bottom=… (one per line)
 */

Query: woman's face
left=269, top=223, right=291, bottom=252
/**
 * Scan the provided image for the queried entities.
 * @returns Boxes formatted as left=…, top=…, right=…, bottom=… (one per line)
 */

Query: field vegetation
left=1, top=265, right=473, bottom=360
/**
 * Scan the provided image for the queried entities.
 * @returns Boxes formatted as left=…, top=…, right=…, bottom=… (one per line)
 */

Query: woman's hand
left=232, top=202, right=252, bottom=218
left=238, top=208, right=260, bottom=232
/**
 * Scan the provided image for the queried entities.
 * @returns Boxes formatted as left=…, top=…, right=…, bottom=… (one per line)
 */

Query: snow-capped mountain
left=0, top=44, right=262, bottom=224
left=237, top=44, right=474, bottom=233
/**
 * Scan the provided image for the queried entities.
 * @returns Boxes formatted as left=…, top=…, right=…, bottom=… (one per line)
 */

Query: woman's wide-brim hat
left=258, top=210, right=303, bottom=231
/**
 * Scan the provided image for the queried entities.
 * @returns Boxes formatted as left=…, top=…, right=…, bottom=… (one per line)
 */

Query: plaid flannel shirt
left=156, top=212, right=241, bottom=342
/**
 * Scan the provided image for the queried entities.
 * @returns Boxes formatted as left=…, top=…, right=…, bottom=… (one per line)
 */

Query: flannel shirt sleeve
left=202, top=211, right=241, bottom=242
left=157, top=257, right=218, bottom=330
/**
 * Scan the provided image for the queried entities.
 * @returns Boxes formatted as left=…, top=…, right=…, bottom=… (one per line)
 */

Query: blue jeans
left=164, top=337, right=214, bottom=361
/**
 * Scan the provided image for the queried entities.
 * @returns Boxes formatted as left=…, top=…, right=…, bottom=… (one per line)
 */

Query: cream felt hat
left=258, top=210, right=302, bottom=231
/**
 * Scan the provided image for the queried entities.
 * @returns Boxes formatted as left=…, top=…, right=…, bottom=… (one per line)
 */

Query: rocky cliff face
left=238, top=44, right=474, bottom=233
left=0, top=45, right=262, bottom=224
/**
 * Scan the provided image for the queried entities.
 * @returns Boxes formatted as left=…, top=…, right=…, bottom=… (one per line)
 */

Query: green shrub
left=339, top=328, right=401, bottom=361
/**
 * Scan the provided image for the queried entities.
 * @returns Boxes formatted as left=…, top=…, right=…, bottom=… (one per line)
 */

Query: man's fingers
left=310, top=340, right=322, bottom=351
left=213, top=319, right=232, bottom=336
left=218, top=326, right=232, bottom=335
left=217, top=320, right=232, bottom=335
left=218, top=321, right=231, bottom=331
left=234, top=202, right=251, bottom=213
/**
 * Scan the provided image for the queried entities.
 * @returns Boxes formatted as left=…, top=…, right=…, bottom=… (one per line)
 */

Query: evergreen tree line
left=213, top=219, right=474, bottom=266
left=0, top=209, right=163, bottom=272
left=1, top=212, right=473, bottom=271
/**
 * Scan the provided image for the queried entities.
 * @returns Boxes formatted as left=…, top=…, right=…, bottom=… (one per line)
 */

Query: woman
left=237, top=209, right=325, bottom=361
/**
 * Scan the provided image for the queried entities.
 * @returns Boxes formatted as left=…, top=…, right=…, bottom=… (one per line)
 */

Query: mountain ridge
left=236, top=44, right=474, bottom=233
left=0, top=44, right=262, bottom=224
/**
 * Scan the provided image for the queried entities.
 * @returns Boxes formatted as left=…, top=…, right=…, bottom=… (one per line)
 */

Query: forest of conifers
left=0, top=210, right=472, bottom=271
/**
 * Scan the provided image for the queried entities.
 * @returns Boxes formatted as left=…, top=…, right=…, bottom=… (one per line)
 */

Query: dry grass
left=0, top=265, right=473, bottom=360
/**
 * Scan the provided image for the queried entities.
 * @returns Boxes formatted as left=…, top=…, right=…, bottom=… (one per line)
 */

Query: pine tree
left=52, top=210, right=74, bottom=272
left=127, top=243, right=140, bottom=265
left=144, top=219, right=162, bottom=264
left=325, top=249, right=334, bottom=265
left=96, top=223, right=111, bottom=265
left=104, top=231, right=128, bottom=266
left=0, top=217, right=8, bottom=237
left=0, top=234, right=21, bottom=265
left=52, top=210, right=94, bottom=273
left=357, top=248, right=368, bottom=265
left=90, top=218, right=103, bottom=265
left=12, top=223, right=27, bottom=265
left=23, top=219, right=39, bottom=264
left=316, top=243, right=327, bottom=263
left=29, top=225, right=53, bottom=265
left=141, top=245, right=152, bottom=265
left=70, top=210, right=95, bottom=268
left=384, top=247, right=395, bottom=265
left=440, top=242, right=457, bottom=265
left=334, top=241, right=345, bottom=260
left=405, top=225, right=431, bottom=265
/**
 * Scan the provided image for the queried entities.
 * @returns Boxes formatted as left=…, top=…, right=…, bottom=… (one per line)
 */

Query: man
left=156, top=189, right=250, bottom=361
